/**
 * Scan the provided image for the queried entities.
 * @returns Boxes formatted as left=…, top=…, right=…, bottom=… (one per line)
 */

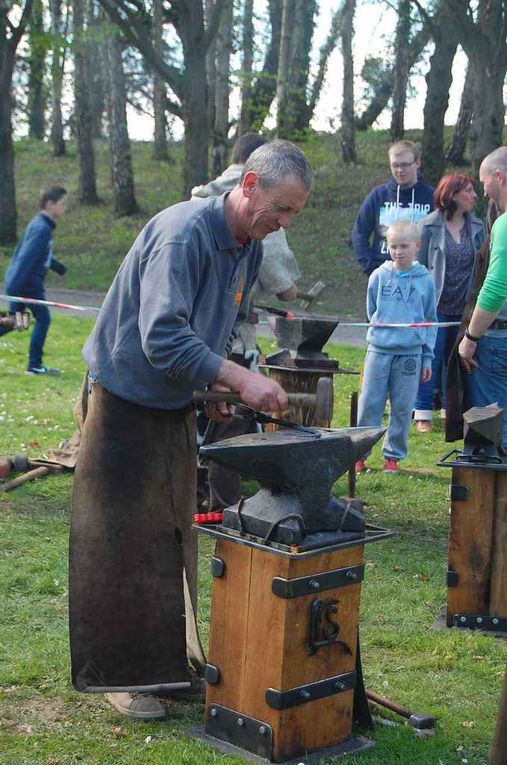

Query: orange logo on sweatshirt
left=235, top=284, right=244, bottom=305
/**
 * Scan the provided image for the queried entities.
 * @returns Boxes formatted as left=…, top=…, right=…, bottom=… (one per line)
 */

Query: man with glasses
left=352, top=140, right=434, bottom=276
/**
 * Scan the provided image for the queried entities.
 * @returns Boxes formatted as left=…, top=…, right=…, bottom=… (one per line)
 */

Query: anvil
left=267, top=315, right=339, bottom=370
left=199, top=426, right=384, bottom=545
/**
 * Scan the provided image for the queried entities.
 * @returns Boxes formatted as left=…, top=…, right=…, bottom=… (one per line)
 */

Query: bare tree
left=247, top=0, right=282, bottom=131
left=420, top=3, right=459, bottom=183
left=306, top=2, right=343, bottom=128
left=211, top=0, right=233, bottom=175
left=87, top=0, right=105, bottom=138
left=205, top=0, right=216, bottom=134
left=73, top=0, right=99, bottom=203
left=0, top=0, right=34, bottom=245
left=27, top=0, right=47, bottom=139
left=390, top=0, right=411, bottom=141
left=446, top=61, right=473, bottom=165
left=276, top=0, right=316, bottom=137
left=238, top=0, right=254, bottom=135
left=49, top=0, right=67, bottom=155
left=103, top=26, right=138, bottom=216
left=340, top=0, right=356, bottom=163
left=152, top=0, right=168, bottom=159
left=98, top=0, right=227, bottom=197
left=445, top=0, right=507, bottom=173
left=355, top=21, right=432, bottom=131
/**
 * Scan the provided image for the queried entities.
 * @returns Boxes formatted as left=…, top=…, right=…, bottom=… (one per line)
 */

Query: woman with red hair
left=413, top=173, right=485, bottom=432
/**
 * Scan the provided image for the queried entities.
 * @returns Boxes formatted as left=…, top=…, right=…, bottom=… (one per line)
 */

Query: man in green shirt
left=458, top=146, right=507, bottom=444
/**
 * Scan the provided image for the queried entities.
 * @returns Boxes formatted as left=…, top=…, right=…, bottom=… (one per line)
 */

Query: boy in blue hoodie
left=1, top=185, right=68, bottom=375
left=355, top=220, right=437, bottom=473
left=351, top=141, right=434, bottom=276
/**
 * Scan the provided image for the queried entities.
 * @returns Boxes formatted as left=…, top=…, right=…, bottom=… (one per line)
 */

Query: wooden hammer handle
left=0, top=466, right=50, bottom=492
left=193, top=390, right=316, bottom=406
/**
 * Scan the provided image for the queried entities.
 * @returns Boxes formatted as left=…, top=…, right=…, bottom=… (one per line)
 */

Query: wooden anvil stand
left=195, top=527, right=388, bottom=763
left=437, top=462, right=507, bottom=634
left=437, top=406, right=507, bottom=635
left=193, top=425, right=390, bottom=763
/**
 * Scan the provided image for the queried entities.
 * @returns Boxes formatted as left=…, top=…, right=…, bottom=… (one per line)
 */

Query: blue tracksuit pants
left=358, top=351, right=422, bottom=461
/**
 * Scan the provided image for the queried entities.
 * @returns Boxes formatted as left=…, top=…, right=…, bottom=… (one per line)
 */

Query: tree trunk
left=446, top=61, right=473, bottom=165
left=306, top=3, right=342, bottom=128
left=103, top=31, right=138, bottom=216
left=355, top=23, right=431, bottom=131
left=276, top=0, right=316, bottom=138
left=28, top=0, right=46, bottom=140
left=179, top=4, right=209, bottom=198
left=206, top=0, right=216, bottom=137
left=445, top=0, right=507, bottom=174
left=292, top=0, right=316, bottom=131
left=212, top=0, right=233, bottom=176
left=0, top=82, right=17, bottom=245
left=248, top=0, right=282, bottom=130
left=390, top=0, right=411, bottom=141
left=73, top=0, right=99, bottom=204
left=238, top=0, right=254, bottom=135
left=152, top=0, right=168, bottom=160
left=422, top=8, right=458, bottom=184
left=50, top=0, right=66, bottom=156
left=87, top=0, right=105, bottom=139
left=0, top=0, right=34, bottom=245
left=470, top=63, right=505, bottom=174
left=340, top=0, right=356, bottom=163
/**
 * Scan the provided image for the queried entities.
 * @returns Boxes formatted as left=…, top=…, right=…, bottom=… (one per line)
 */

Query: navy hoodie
left=4, top=212, right=66, bottom=298
left=352, top=177, right=434, bottom=276
left=366, top=261, right=437, bottom=368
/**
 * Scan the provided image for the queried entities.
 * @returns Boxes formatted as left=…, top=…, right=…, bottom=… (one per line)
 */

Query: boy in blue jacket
left=355, top=220, right=437, bottom=473
left=1, top=185, right=68, bottom=375
left=351, top=141, right=434, bottom=276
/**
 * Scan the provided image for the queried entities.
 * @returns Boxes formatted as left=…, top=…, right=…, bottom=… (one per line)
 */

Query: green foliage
left=0, top=318, right=505, bottom=764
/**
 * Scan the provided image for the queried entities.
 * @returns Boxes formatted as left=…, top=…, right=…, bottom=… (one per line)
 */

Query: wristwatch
left=465, top=328, right=480, bottom=343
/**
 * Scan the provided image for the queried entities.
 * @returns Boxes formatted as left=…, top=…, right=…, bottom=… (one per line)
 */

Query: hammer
left=193, top=376, right=334, bottom=428
left=0, top=311, right=30, bottom=333
left=366, top=689, right=436, bottom=730
left=298, top=280, right=326, bottom=311
left=0, top=453, right=63, bottom=490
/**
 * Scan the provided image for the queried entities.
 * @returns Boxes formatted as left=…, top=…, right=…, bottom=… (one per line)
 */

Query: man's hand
left=205, top=383, right=235, bottom=422
left=420, top=366, right=432, bottom=383
left=458, top=336, right=479, bottom=374
left=237, top=373, right=288, bottom=412
left=215, top=359, right=289, bottom=413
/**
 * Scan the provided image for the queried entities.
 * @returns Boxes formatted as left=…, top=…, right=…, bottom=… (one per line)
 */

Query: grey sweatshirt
left=84, top=194, right=262, bottom=409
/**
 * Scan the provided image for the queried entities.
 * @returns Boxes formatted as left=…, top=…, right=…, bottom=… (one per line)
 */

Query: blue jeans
left=414, top=310, right=460, bottom=420
left=358, top=351, right=421, bottom=461
left=2, top=299, right=51, bottom=369
left=466, top=333, right=507, bottom=447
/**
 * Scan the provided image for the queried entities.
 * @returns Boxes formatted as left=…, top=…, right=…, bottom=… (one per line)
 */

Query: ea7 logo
left=381, top=285, right=415, bottom=298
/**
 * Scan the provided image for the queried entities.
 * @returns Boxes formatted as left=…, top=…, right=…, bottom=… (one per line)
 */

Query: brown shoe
left=414, top=420, right=432, bottom=434
left=105, top=692, right=166, bottom=721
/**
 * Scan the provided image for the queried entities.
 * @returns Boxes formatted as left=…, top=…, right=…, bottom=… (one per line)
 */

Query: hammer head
left=300, top=280, right=326, bottom=311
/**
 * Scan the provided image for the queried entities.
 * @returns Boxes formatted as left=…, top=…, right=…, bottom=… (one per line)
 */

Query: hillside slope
left=3, top=129, right=454, bottom=317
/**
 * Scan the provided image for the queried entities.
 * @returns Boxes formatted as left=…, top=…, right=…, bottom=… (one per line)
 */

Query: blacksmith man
left=69, top=140, right=312, bottom=720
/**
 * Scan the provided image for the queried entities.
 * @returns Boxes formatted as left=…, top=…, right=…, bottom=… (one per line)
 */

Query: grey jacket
left=84, top=195, right=262, bottom=409
left=417, top=209, right=485, bottom=307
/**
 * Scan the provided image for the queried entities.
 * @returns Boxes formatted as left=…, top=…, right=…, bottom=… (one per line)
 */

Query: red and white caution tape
left=342, top=321, right=461, bottom=328
left=0, top=296, right=461, bottom=329
left=0, top=294, right=101, bottom=313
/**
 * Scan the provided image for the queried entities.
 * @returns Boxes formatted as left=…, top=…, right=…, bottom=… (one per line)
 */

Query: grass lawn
left=0, top=315, right=506, bottom=765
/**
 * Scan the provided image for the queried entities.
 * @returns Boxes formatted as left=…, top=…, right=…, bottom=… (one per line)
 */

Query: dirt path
left=1, top=285, right=367, bottom=348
